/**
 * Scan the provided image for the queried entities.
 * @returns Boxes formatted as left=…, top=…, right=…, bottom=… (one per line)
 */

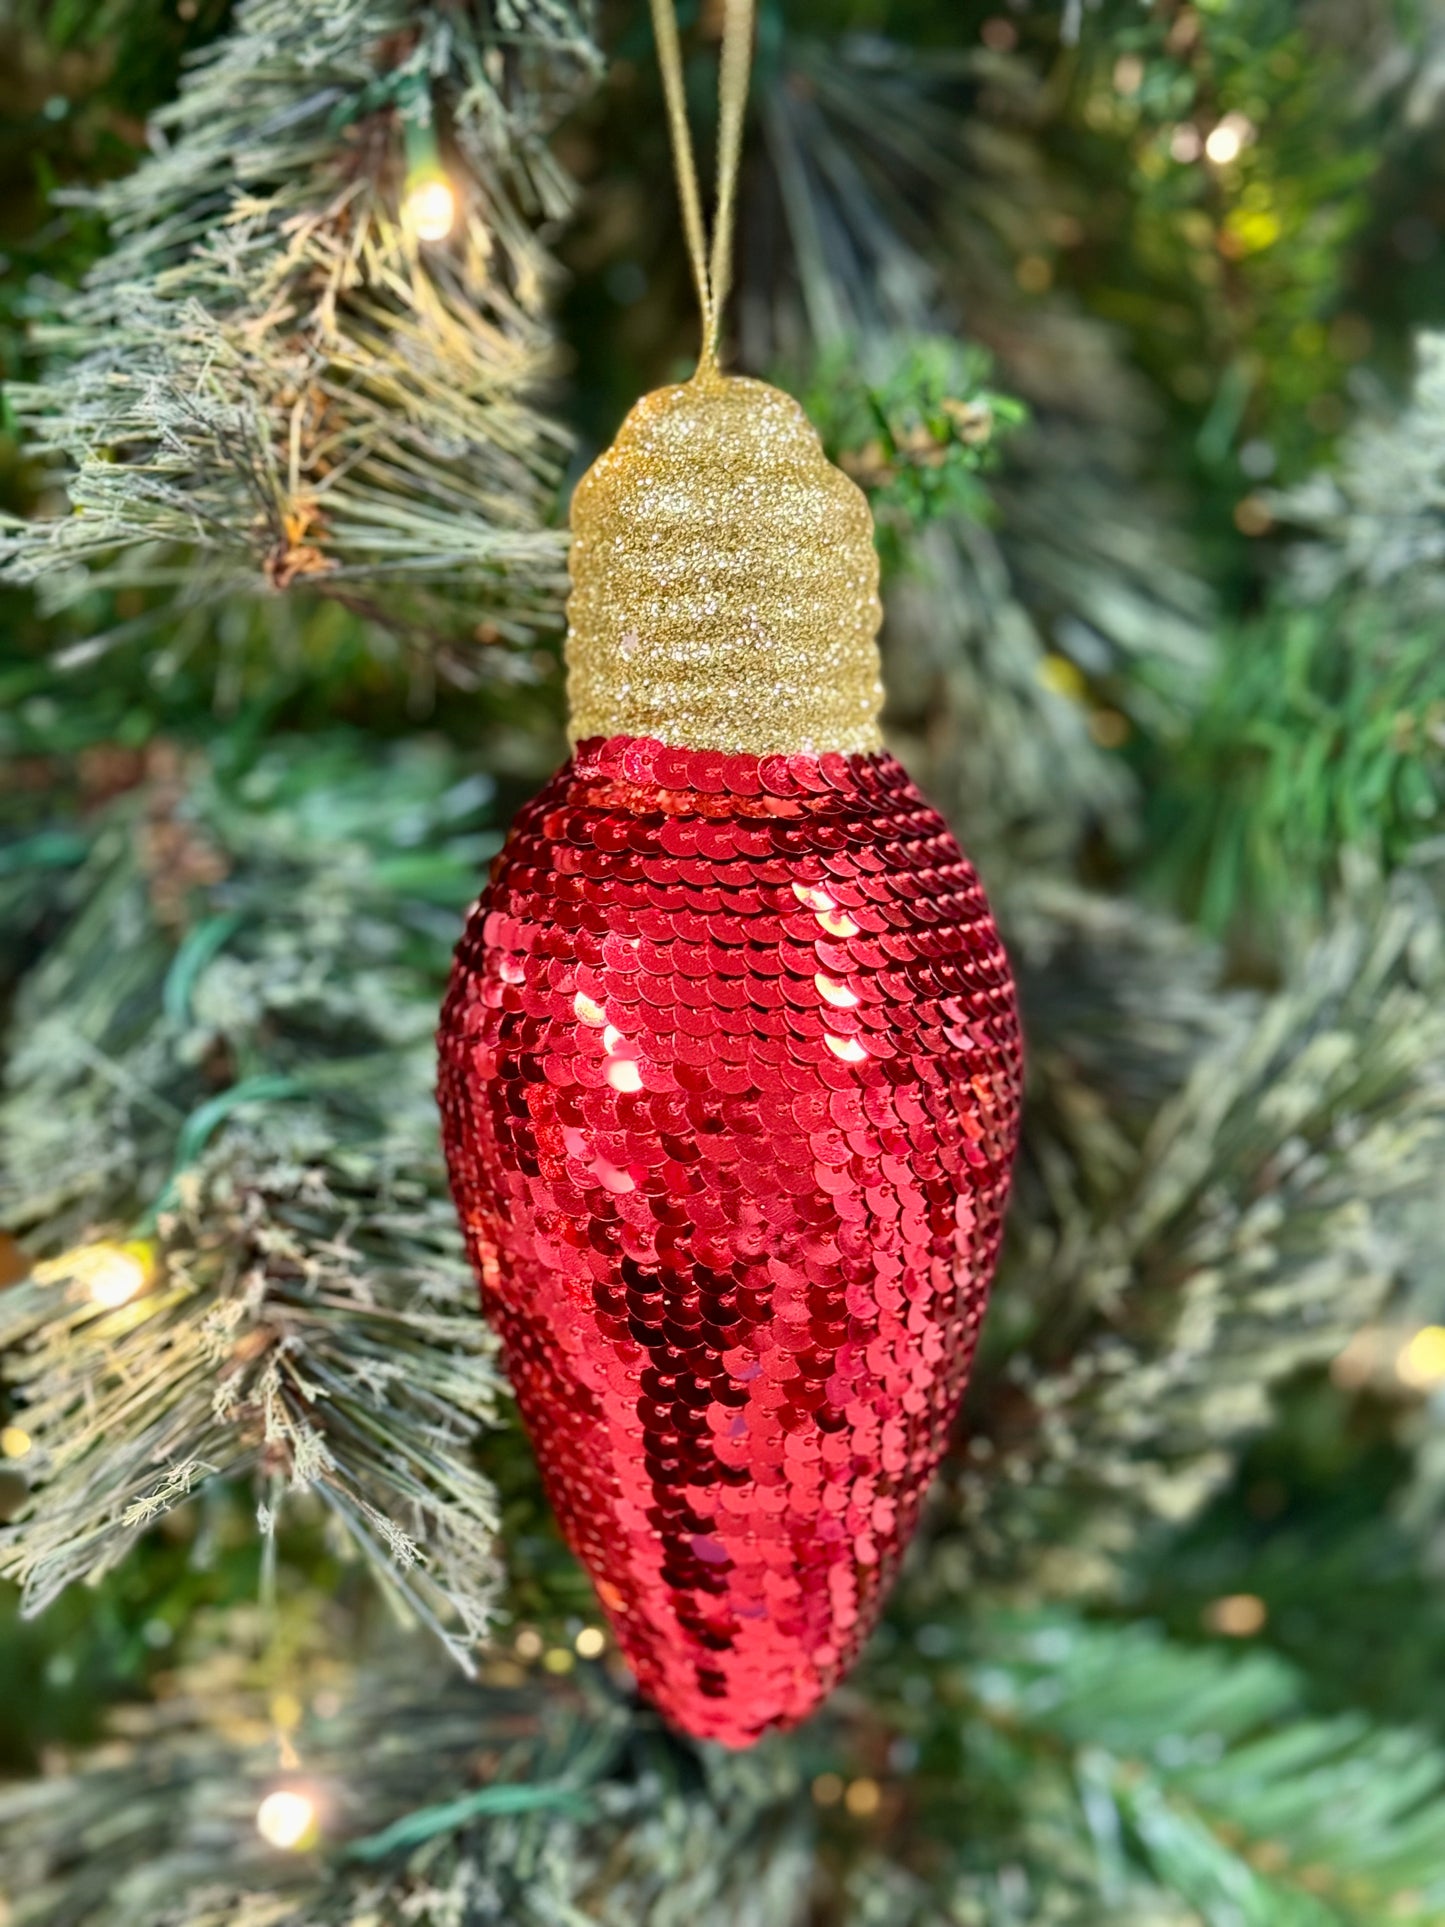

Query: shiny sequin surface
left=566, top=373, right=885, bottom=756
left=438, top=737, right=1022, bottom=1746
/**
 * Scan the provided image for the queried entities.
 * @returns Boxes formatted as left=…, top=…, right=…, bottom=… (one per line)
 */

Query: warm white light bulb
left=85, top=1244, right=149, bottom=1309
left=256, top=1787, right=318, bottom=1851
left=1204, top=116, right=1251, bottom=166
left=404, top=174, right=457, bottom=243
left=1398, top=1326, right=1445, bottom=1391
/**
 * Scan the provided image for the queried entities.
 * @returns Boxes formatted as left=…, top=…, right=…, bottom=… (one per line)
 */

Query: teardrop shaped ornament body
left=438, top=734, right=1022, bottom=1744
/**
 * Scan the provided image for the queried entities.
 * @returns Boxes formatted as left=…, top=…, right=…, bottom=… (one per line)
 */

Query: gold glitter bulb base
left=565, top=369, right=884, bottom=756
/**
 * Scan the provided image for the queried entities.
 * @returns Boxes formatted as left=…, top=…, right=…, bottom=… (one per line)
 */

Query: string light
left=1, top=1426, right=31, bottom=1460
left=87, top=1243, right=151, bottom=1308
left=256, top=1786, right=320, bottom=1851
left=403, top=171, right=457, bottom=243
left=33, top=1239, right=156, bottom=1309
left=1397, top=1326, right=1445, bottom=1392
left=844, top=1777, right=882, bottom=1817
left=1204, top=1593, right=1267, bottom=1637
left=1204, top=114, right=1253, bottom=166
left=574, top=1625, right=606, bottom=1659
left=399, top=84, right=457, bottom=244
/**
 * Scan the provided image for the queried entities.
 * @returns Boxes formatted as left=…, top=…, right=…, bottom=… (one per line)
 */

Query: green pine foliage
left=1054, top=1, right=1386, bottom=483
left=1147, top=603, right=1445, bottom=939
left=857, top=1609, right=1445, bottom=1924
left=1146, top=330, right=1445, bottom=941
left=793, top=335, right=1027, bottom=567
left=3, top=1604, right=1443, bottom=1925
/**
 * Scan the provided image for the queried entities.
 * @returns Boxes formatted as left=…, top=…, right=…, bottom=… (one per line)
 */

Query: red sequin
left=437, top=738, right=1022, bottom=1745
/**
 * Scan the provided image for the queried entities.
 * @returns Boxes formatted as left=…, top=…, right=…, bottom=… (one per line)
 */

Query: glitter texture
left=437, top=737, right=1023, bottom=1746
left=566, top=371, right=885, bottom=756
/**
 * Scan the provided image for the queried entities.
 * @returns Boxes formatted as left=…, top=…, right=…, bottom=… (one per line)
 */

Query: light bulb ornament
left=437, top=0, right=1023, bottom=1746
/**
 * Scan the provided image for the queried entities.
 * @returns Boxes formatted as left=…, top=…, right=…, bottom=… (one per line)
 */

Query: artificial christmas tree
left=4, top=0, right=1445, bottom=1920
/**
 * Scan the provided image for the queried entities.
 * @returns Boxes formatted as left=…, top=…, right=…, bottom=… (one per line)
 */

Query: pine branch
left=744, top=30, right=1216, bottom=870
left=1125, top=329, right=1445, bottom=944
left=857, top=1610, right=1445, bottom=1926
left=1, top=1106, right=507, bottom=1667
left=943, top=872, right=1445, bottom=1595
left=882, top=522, right=1141, bottom=878
left=1145, top=601, right=1445, bottom=941
left=0, top=0, right=599, bottom=655
left=1273, top=334, right=1445, bottom=614
left=0, top=733, right=511, bottom=1661
left=5, top=1602, right=1443, bottom=1925
left=0, top=1614, right=810, bottom=1927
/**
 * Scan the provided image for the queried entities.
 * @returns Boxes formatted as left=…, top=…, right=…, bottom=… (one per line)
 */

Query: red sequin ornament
left=438, top=735, right=1022, bottom=1745
left=439, top=18, right=1022, bottom=1729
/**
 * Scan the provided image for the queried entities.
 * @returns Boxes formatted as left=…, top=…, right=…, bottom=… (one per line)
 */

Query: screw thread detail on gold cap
left=565, top=369, right=884, bottom=756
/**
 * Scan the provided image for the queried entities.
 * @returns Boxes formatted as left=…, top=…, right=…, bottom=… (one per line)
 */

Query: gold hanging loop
left=647, top=0, right=757, bottom=374
left=567, top=0, right=883, bottom=759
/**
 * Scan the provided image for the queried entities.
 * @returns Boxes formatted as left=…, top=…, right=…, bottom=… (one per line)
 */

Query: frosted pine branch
left=1, top=1103, right=508, bottom=1665
left=0, top=0, right=599, bottom=653
left=0, top=733, right=512, bottom=1661
left=1274, top=332, right=1445, bottom=611
left=941, top=872, right=1445, bottom=1592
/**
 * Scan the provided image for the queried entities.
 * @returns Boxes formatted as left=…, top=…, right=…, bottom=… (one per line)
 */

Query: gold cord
left=647, top=0, right=757, bottom=374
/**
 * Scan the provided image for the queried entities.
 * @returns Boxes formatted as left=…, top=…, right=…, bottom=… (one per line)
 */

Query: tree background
left=3, top=1, right=1445, bottom=1921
